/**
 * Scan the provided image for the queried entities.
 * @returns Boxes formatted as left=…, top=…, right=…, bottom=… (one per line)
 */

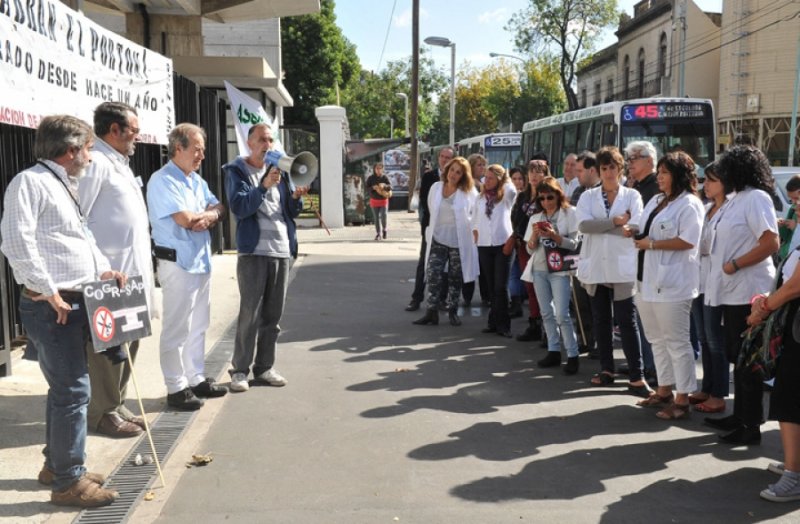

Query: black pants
left=411, top=235, right=427, bottom=304
left=590, top=286, right=643, bottom=382
left=478, top=245, right=512, bottom=332
left=724, top=304, right=763, bottom=428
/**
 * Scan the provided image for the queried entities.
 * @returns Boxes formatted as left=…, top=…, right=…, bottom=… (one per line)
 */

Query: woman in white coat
left=413, top=156, right=479, bottom=327
left=472, top=164, right=517, bottom=337
left=521, top=176, right=581, bottom=374
left=576, top=146, right=650, bottom=396
left=628, top=151, right=704, bottom=419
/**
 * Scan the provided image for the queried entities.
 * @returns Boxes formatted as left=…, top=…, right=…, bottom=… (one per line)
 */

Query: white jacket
left=471, top=182, right=517, bottom=246
left=575, top=185, right=643, bottom=284
left=521, top=206, right=580, bottom=281
left=426, top=182, right=480, bottom=283
left=638, top=191, right=704, bottom=302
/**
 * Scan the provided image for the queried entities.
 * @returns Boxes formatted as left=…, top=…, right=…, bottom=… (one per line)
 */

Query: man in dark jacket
left=223, top=123, right=307, bottom=392
left=406, top=146, right=454, bottom=311
left=625, top=141, right=659, bottom=205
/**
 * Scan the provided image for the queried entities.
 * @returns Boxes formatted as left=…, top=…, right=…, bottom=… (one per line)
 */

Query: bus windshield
left=485, top=148, right=521, bottom=169
left=621, top=121, right=715, bottom=168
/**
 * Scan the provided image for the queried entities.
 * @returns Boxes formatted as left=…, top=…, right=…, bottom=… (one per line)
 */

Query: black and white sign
left=84, top=276, right=151, bottom=351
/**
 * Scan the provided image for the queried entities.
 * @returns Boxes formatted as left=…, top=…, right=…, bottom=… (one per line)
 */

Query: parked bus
left=521, top=98, right=716, bottom=177
left=455, top=132, right=523, bottom=169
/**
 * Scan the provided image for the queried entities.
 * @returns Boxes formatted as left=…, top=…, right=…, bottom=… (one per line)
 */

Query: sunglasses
left=626, top=155, right=643, bottom=162
left=538, top=194, right=556, bottom=201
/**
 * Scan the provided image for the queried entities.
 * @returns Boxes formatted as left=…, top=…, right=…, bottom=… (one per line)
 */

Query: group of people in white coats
left=409, top=141, right=800, bottom=502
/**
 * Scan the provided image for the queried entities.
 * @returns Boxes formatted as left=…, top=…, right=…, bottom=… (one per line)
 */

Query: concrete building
left=717, top=0, right=800, bottom=164
left=577, top=0, right=721, bottom=109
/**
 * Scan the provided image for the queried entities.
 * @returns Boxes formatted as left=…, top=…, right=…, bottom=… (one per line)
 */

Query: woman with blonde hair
left=522, top=176, right=581, bottom=374
left=414, top=157, right=479, bottom=327
left=472, top=164, right=517, bottom=337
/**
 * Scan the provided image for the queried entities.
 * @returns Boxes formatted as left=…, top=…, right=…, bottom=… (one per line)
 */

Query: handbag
left=502, top=235, right=516, bottom=256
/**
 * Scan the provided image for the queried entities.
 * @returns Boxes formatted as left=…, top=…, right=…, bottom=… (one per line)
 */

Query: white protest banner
left=0, top=1, right=174, bottom=144
left=224, top=80, right=281, bottom=156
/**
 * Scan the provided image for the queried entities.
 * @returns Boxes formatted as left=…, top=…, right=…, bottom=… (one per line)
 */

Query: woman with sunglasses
left=687, top=163, right=729, bottom=414
left=413, top=157, right=479, bottom=327
left=472, top=164, right=517, bottom=337
left=521, top=176, right=581, bottom=373
left=576, top=146, right=649, bottom=395
left=628, top=151, right=704, bottom=420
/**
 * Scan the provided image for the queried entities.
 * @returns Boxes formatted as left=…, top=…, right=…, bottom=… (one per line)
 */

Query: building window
left=607, top=79, right=614, bottom=102
left=659, top=32, right=668, bottom=79
left=638, top=48, right=645, bottom=98
left=594, top=81, right=601, bottom=105
left=623, top=55, right=630, bottom=98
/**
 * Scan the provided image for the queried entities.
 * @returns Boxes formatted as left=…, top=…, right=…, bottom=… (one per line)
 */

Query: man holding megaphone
left=222, top=123, right=309, bottom=393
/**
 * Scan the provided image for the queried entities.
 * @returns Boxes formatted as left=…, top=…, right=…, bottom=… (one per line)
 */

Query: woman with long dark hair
left=704, top=145, right=779, bottom=445
left=629, top=152, right=704, bottom=419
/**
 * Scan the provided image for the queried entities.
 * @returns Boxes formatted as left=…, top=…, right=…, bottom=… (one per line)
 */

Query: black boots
left=449, top=309, right=462, bottom=326
left=516, top=317, right=542, bottom=342
left=509, top=296, right=523, bottom=318
left=537, top=351, right=561, bottom=368
left=563, top=356, right=579, bottom=375
left=413, top=309, right=439, bottom=325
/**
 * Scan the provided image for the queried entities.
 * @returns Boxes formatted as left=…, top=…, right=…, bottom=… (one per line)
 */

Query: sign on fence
left=84, top=276, right=151, bottom=351
left=0, top=1, right=174, bottom=144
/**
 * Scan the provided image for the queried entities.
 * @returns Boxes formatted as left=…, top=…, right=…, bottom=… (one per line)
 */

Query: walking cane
left=570, top=278, right=587, bottom=347
left=124, top=344, right=167, bottom=489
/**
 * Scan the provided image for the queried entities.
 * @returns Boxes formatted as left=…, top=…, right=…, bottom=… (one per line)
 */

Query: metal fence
left=0, top=73, right=228, bottom=376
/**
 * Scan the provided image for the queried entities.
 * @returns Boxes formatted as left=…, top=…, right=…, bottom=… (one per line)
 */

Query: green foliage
left=507, top=0, right=618, bottom=110
left=281, top=0, right=361, bottom=126
left=340, top=51, right=447, bottom=139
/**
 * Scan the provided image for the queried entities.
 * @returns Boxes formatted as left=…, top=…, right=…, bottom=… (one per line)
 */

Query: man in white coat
left=79, top=102, right=155, bottom=438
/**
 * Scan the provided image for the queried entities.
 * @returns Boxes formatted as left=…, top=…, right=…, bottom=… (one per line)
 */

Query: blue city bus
left=521, top=97, right=716, bottom=177
left=455, top=132, right=523, bottom=169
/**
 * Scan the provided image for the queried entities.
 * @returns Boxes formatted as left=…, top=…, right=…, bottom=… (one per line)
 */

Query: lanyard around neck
left=38, top=161, right=84, bottom=221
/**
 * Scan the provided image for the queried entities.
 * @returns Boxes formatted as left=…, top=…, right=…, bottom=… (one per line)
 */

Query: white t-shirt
left=704, top=188, right=777, bottom=307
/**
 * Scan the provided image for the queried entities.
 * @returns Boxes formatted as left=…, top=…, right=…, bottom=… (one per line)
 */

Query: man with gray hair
left=1, top=115, right=126, bottom=507
left=147, top=123, right=227, bottom=410
left=624, top=141, right=659, bottom=205
left=79, top=101, right=153, bottom=438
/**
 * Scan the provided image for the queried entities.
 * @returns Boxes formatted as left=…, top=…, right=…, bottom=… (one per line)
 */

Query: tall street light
left=396, top=92, right=409, bottom=137
left=489, top=52, right=525, bottom=64
left=425, top=36, right=456, bottom=146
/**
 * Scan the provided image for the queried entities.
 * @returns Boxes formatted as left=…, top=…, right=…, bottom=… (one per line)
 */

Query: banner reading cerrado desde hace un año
left=0, top=0, right=174, bottom=144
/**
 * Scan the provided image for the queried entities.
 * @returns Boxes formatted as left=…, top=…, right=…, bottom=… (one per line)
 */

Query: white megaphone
left=265, top=150, right=319, bottom=187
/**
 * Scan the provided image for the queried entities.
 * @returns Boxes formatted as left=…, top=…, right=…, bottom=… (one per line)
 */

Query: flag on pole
left=224, top=80, right=282, bottom=156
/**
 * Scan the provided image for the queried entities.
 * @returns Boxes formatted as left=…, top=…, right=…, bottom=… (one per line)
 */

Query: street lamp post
left=425, top=36, right=456, bottom=146
left=396, top=92, right=409, bottom=137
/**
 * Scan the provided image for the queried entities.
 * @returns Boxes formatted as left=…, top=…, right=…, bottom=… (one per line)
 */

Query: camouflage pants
left=426, top=240, right=462, bottom=311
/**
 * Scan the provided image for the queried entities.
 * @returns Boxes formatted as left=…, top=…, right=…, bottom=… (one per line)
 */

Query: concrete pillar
left=315, top=105, right=347, bottom=229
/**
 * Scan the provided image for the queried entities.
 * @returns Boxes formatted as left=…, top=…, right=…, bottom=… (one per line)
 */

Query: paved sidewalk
left=2, top=211, right=800, bottom=523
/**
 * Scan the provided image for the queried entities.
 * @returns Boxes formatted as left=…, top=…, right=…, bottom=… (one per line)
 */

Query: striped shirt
left=0, top=160, right=111, bottom=295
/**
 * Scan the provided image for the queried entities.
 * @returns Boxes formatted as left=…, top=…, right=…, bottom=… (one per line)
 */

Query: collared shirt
left=79, top=138, right=154, bottom=310
left=147, top=161, right=220, bottom=274
left=559, top=177, right=580, bottom=200
left=0, top=160, right=111, bottom=295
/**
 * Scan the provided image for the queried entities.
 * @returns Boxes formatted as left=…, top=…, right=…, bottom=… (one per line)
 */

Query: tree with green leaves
left=281, top=0, right=360, bottom=127
left=507, top=0, right=618, bottom=111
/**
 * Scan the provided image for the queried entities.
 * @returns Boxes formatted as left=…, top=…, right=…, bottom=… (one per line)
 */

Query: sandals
left=688, top=394, right=709, bottom=405
left=590, top=372, right=615, bottom=386
left=694, top=401, right=725, bottom=413
left=656, top=402, right=691, bottom=420
left=636, top=392, right=674, bottom=408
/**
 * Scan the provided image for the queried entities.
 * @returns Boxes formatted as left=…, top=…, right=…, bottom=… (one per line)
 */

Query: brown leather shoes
left=95, top=412, right=144, bottom=438
left=38, top=465, right=105, bottom=486
left=51, top=476, right=118, bottom=508
left=128, top=415, right=147, bottom=430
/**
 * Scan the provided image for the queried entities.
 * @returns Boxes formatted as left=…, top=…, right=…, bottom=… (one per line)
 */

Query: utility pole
left=408, top=0, right=419, bottom=212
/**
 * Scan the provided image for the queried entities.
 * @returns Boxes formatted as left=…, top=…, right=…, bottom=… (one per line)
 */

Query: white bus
left=521, top=98, right=716, bottom=177
left=455, top=132, right=523, bottom=169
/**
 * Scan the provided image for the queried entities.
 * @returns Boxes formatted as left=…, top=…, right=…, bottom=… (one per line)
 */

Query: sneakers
left=51, top=475, right=118, bottom=508
left=191, top=378, right=229, bottom=398
left=761, top=471, right=800, bottom=502
left=254, top=368, right=287, bottom=387
left=166, top=388, right=205, bottom=410
left=769, top=462, right=786, bottom=475
left=230, top=372, right=250, bottom=392
left=38, top=465, right=105, bottom=487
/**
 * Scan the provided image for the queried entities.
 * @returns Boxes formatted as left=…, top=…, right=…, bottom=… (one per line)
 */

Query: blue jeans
left=19, top=295, right=90, bottom=491
left=691, top=296, right=729, bottom=398
left=533, top=270, right=579, bottom=357
left=507, top=248, right=525, bottom=298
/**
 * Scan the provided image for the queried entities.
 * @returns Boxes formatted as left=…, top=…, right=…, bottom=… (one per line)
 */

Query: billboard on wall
left=0, top=1, right=175, bottom=144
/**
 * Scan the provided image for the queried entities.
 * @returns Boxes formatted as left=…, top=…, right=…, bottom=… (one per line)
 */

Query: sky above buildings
left=334, top=0, right=723, bottom=74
